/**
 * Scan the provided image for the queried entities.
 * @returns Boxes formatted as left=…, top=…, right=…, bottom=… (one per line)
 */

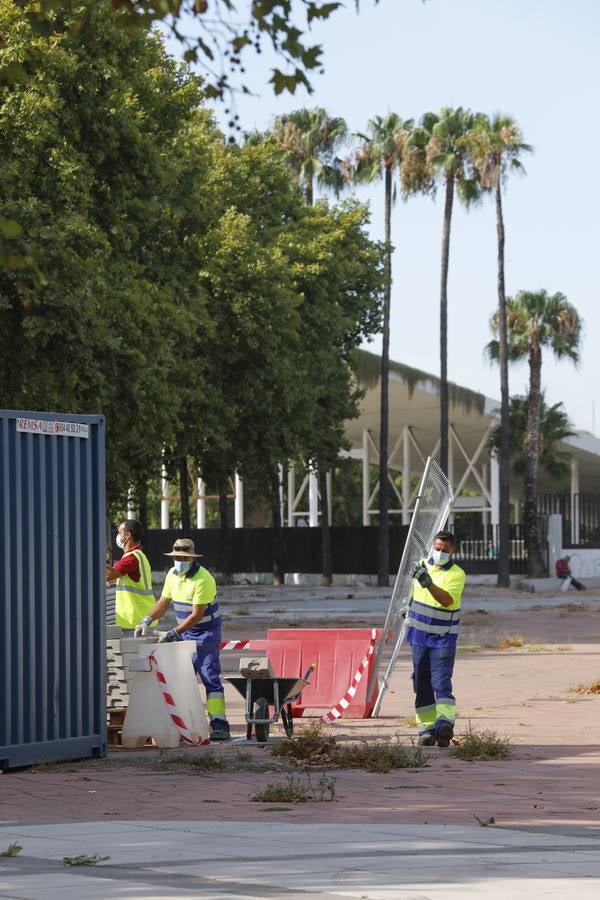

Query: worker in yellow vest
left=135, top=538, right=230, bottom=742
left=105, top=519, right=156, bottom=630
left=407, top=530, right=465, bottom=748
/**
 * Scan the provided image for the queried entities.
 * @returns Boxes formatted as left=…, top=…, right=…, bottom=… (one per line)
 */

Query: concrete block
left=239, top=656, right=274, bottom=678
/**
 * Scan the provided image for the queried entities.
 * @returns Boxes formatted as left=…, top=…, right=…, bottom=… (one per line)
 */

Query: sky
left=164, top=0, right=600, bottom=434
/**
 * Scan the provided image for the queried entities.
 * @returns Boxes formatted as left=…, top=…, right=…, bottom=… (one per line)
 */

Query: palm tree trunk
left=524, top=347, right=545, bottom=576
left=495, top=184, right=511, bottom=587
left=305, top=178, right=314, bottom=206
left=179, top=455, right=190, bottom=534
left=319, top=469, right=332, bottom=585
left=377, top=165, right=393, bottom=587
left=439, top=172, right=454, bottom=476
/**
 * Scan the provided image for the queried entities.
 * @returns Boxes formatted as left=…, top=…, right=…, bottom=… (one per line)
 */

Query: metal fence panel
left=0, top=410, right=106, bottom=770
left=368, top=458, right=454, bottom=715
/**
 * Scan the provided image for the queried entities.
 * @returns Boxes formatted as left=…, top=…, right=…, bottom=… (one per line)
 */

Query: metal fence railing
left=538, top=493, right=600, bottom=548
left=453, top=521, right=548, bottom=575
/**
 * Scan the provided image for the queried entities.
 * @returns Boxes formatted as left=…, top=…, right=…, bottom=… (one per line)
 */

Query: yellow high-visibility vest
left=115, top=549, right=155, bottom=629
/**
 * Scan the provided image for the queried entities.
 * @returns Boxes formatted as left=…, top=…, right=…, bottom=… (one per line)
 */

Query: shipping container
left=0, top=409, right=106, bottom=770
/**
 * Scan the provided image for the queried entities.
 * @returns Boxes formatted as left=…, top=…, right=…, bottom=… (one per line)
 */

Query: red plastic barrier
left=266, top=628, right=381, bottom=719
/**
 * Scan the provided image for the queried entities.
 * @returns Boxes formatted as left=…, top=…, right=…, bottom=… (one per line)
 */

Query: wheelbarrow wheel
left=254, top=696, right=270, bottom=743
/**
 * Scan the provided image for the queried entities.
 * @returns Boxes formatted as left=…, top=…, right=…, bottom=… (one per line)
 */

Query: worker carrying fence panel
left=406, top=529, right=465, bottom=749
left=134, top=537, right=230, bottom=742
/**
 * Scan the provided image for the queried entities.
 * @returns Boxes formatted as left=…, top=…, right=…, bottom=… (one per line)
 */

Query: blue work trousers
left=193, top=641, right=223, bottom=695
left=410, top=643, right=456, bottom=736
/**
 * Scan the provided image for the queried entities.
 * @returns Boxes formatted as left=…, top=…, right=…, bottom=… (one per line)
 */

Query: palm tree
left=489, top=394, right=574, bottom=481
left=352, top=113, right=414, bottom=586
left=467, top=114, right=532, bottom=587
left=273, top=107, right=348, bottom=585
left=419, top=107, right=480, bottom=477
left=273, top=107, right=348, bottom=204
left=488, top=290, right=582, bottom=577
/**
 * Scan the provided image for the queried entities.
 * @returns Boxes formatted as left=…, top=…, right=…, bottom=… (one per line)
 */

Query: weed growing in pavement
left=317, top=772, right=337, bottom=800
left=494, top=634, right=524, bottom=650
left=0, top=843, right=22, bottom=857
left=251, top=772, right=336, bottom=803
left=492, top=635, right=547, bottom=652
left=557, top=603, right=587, bottom=617
left=233, top=603, right=250, bottom=616
left=570, top=679, right=600, bottom=695
left=158, top=749, right=228, bottom=771
left=271, top=725, right=427, bottom=773
left=451, top=725, right=511, bottom=761
left=63, top=854, right=110, bottom=866
left=156, top=748, right=256, bottom=772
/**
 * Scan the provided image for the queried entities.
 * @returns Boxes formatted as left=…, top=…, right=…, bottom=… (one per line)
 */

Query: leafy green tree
left=489, top=394, right=574, bottom=482
left=488, top=290, right=582, bottom=576
left=467, top=114, right=531, bottom=587
left=14, top=1, right=381, bottom=101
left=419, top=107, right=479, bottom=477
left=353, top=113, right=414, bottom=586
left=0, top=0, right=215, bottom=509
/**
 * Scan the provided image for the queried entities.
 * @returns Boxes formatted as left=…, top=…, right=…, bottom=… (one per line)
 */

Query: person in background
left=135, top=537, right=231, bottom=742
left=406, top=530, right=466, bottom=748
left=556, top=555, right=585, bottom=591
left=105, top=519, right=156, bottom=630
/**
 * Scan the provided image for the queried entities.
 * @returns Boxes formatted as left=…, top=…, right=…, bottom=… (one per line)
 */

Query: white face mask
left=431, top=549, right=451, bottom=566
left=116, top=534, right=126, bottom=550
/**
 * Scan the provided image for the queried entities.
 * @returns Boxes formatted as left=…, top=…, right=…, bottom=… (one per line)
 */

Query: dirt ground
left=3, top=584, right=600, bottom=832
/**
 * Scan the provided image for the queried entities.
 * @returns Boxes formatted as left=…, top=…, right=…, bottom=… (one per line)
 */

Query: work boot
left=417, top=733, right=436, bottom=746
left=436, top=722, right=454, bottom=748
left=209, top=718, right=231, bottom=742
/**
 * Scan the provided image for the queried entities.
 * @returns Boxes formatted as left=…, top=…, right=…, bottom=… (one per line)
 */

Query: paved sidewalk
left=3, top=586, right=600, bottom=897
left=1, top=821, right=600, bottom=899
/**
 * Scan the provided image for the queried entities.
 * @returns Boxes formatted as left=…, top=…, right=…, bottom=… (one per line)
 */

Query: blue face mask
left=174, top=560, right=191, bottom=575
left=431, top=549, right=451, bottom=566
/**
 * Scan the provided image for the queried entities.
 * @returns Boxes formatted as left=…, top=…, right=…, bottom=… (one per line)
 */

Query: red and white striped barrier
left=220, top=639, right=253, bottom=650
left=321, top=628, right=377, bottom=724
left=149, top=652, right=210, bottom=746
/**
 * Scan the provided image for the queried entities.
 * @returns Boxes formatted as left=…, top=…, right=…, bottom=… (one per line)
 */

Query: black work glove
left=411, top=562, right=433, bottom=589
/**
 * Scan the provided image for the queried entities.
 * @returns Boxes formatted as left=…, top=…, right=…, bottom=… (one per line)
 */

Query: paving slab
left=1, top=822, right=600, bottom=899
left=3, top=585, right=600, bottom=898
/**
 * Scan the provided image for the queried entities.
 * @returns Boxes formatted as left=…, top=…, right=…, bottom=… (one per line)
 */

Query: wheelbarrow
left=227, top=664, right=315, bottom=742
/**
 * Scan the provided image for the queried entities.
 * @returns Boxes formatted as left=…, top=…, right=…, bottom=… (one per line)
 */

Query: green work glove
left=411, top=562, right=433, bottom=589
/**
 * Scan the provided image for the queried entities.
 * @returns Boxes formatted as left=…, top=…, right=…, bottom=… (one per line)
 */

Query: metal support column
left=490, top=453, right=500, bottom=528
left=197, top=477, right=206, bottom=529
left=234, top=472, right=244, bottom=528
left=571, top=457, right=580, bottom=544
left=447, top=428, right=455, bottom=527
left=287, top=466, right=296, bottom=527
left=161, top=465, right=170, bottom=529
left=402, top=427, right=410, bottom=525
left=362, top=429, right=370, bottom=526
left=308, top=464, right=319, bottom=526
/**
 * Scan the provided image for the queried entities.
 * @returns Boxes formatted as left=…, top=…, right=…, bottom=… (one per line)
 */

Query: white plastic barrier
left=121, top=640, right=209, bottom=749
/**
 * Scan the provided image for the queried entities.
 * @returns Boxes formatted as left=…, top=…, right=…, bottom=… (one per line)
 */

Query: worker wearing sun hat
left=134, top=537, right=230, bottom=742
